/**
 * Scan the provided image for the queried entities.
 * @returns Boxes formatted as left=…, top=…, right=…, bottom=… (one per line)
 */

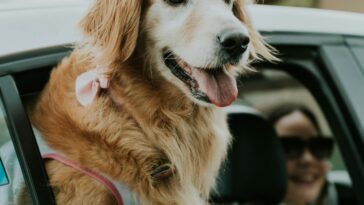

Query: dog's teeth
left=177, top=59, right=192, bottom=75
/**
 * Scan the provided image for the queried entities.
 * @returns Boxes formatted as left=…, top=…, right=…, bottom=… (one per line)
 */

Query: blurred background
left=257, top=0, right=364, bottom=13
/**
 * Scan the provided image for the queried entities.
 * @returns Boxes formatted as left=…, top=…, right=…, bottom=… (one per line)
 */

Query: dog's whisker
left=164, top=56, right=177, bottom=60
left=165, top=52, right=175, bottom=59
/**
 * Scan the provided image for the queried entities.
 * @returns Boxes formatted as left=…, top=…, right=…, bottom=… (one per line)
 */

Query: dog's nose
left=218, top=30, right=250, bottom=61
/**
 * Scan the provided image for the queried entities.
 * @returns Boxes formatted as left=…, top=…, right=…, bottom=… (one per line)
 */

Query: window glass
left=0, top=100, right=31, bottom=204
left=0, top=111, right=10, bottom=147
left=351, top=47, right=364, bottom=73
left=237, top=69, right=349, bottom=180
left=0, top=158, right=9, bottom=186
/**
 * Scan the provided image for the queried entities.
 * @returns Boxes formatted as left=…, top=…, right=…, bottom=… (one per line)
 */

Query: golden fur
left=31, top=0, right=276, bottom=204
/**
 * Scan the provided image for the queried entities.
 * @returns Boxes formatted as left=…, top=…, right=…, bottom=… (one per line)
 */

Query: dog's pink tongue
left=192, top=68, right=237, bottom=107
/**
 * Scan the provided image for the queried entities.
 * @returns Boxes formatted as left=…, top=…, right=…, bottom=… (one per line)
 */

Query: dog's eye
left=165, top=0, right=187, bottom=6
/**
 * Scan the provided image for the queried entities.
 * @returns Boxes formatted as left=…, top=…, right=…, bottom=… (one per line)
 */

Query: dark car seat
left=211, top=105, right=288, bottom=205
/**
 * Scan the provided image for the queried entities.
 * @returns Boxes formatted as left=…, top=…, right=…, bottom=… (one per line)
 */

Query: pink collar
left=43, top=154, right=124, bottom=205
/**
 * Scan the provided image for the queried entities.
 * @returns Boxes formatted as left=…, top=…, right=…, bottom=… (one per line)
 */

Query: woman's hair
left=267, top=104, right=321, bottom=134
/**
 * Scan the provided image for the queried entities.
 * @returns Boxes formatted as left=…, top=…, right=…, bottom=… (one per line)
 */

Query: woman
left=268, top=104, right=335, bottom=205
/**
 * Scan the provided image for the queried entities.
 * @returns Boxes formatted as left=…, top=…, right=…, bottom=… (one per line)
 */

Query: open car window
left=237, top=69, right=348, bottom=180
left=0, top=99, right=33, bottom=204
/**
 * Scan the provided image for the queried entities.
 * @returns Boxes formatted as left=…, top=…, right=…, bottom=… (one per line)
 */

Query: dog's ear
left=80, top=0, right=142, bottom=65
left=233, top=0, right=278, bottom=62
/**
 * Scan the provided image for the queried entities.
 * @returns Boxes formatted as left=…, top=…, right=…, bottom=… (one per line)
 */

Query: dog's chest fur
left=31, top=54, right=231, bottom=204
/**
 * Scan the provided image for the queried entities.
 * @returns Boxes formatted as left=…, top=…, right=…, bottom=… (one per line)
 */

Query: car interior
left=237, top=68, right=347, bottom=175
left=234, top=67, right=357, bottom=204
left=212, top=105, right=287, bottom=204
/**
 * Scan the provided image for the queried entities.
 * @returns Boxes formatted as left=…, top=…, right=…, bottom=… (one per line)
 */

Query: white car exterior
left=0, top=0, right=88, bottom=56
left=1, top=0, right=364, bottom=56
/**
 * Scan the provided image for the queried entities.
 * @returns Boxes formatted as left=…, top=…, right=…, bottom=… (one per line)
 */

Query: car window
left=0, top=100, right=32, bottom=204
left=0, top=157, right=9, bottom=186
left=0, top=109, right=10, bottom=147
left=0, top=110, right=10, bottom=186
left=236, top=69, right=350, bottom=183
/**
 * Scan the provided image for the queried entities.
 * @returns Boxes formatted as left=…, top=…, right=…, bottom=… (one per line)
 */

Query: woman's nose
left=300, top=148, right=315, bottom=162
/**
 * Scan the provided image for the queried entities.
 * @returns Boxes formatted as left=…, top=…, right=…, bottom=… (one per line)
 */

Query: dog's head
left=80, top=0, right=276, bottom=107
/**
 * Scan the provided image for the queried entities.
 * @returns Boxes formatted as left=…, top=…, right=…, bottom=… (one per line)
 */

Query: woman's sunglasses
left=279, top=137, right=334, bottom=160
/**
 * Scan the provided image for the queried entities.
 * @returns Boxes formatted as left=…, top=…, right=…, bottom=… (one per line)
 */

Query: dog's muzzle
left=163, top=50, right=238, bottom=107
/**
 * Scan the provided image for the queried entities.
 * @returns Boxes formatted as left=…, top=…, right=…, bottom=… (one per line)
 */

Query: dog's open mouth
left=163, top=51, right=237, bottom=107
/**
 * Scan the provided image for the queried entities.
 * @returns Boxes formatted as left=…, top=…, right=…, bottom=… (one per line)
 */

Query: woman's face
left=275, top=111, right=330, bottom=205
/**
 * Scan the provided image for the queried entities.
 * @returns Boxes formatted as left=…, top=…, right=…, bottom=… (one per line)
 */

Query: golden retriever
left=31, top=0, right=276, bottom=204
